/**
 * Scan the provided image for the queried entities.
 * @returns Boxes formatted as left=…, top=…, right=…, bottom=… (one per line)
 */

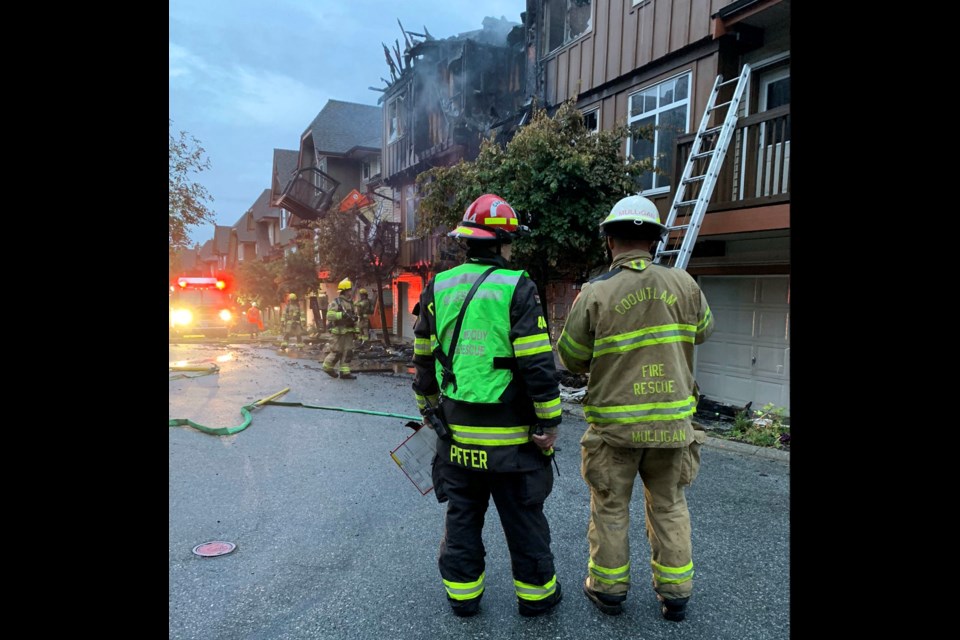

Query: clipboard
left=390, top=425, right=438, bottom=495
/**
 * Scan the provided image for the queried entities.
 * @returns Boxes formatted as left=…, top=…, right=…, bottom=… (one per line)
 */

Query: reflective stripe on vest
left=592, top=323, right=696, bottom=358
left=449, top=423, right=530, bottom=446
left=583, top=395, right=698, bottom=424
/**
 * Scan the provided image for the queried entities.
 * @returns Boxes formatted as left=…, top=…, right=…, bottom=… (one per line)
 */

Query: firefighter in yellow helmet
left=280, top=293, right=304, bottom=352
left=354, top=287, right=374, bottom=346
left=321, top=278, right=359, bottom=379
left=557, top=194, right=715, bottom=622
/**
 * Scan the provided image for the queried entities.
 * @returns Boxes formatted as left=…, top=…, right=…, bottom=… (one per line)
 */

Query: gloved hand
left=531, top=426, right=558, bottom=453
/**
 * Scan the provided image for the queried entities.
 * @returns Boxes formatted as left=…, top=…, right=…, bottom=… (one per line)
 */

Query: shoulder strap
left=434, top=265, right=498, bottom=393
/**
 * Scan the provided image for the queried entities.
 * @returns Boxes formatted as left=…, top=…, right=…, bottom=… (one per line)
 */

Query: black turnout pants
left=434, top=458, right=555, bottom=601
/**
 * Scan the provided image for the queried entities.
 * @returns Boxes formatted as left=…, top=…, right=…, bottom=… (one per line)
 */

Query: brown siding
left=637, top=0, right=655, bottom=67
left=621, top=2, right=638, bottom=74
left=652, top=0, right=671, bottom=59
left=591, top=7, right=606, bottom=91
left=690, top=0, right=711, bottom=40
left=557, top=50, right=570, bottom=102
left=546, top=55, right=558, bottom=105
left=605, top=1, right=622, bottom=88
left=694, top=55, right=719, bottom=128
left=568, top=45, right=582, bottom=97
left=670, top=0, right=691, bottom=50
left=541, top=1, right=741, bottom=103
left=698, top=205, right=790, bottom=236
left=580, top=36, right=593, bottom=90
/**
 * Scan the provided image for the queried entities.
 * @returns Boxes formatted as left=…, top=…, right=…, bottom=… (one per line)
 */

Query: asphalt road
left=169, top=343, right=789, bottom=639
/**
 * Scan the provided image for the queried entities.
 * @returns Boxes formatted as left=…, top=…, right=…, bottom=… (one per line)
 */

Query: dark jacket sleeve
left=509, top=276, right=562, bottom=429
left=411, top=280, right=440, bottom=414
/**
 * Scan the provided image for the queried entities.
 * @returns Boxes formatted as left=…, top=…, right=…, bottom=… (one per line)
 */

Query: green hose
left=169, top=387, right=420, bottom=436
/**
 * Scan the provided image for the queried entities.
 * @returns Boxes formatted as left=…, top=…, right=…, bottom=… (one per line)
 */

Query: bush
left=729, top=403, right=790, bottom=449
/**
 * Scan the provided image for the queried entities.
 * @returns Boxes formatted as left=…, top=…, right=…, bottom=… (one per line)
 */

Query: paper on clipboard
left=390, top=424, right=438, bottom=495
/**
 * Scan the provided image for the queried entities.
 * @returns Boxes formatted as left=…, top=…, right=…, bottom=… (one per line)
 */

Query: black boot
left=450, top=595, right=481, bottom=617
left=322, top=367, right=338, bottom=379
left=583, top=580, right=624, bottom=615
left=339, top=372, right=357, bottom=380
left=518, top=580, right=562, bottom=617
left=657, top=594, right=689, bottom=622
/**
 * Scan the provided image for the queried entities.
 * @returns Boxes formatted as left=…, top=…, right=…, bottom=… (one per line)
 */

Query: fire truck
left=169, top=276, right=237, bottom=338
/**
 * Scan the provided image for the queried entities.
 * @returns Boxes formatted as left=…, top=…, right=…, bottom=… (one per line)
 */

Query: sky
left=169, top=0, right=527, bottom=248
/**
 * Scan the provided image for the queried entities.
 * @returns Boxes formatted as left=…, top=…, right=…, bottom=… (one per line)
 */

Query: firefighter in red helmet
left=411, top=193, right=563, bottom=618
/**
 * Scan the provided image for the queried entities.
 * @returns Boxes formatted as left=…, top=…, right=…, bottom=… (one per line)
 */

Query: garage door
left=695, top=276, right=790, bottom=414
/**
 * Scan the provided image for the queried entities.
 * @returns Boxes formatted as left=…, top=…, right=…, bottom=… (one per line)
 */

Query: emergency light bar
left=177, top=277, right=226, bottom=290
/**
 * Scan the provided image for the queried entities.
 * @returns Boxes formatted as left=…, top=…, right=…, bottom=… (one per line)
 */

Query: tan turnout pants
left=580, top=426, right=703, bottom=601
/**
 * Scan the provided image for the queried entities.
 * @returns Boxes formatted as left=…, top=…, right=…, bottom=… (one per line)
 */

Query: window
left=388, top=97, right=404, bottom=143
left=627, top=72, right=691, bottom=194
left=280, top=208, right=289, bottom=230
left=404, top=184, right=419, bottom=239
left=542, top=0, right=592, bottom=56
left=362, top=156, right=381, bottom=180
left=582, top=107, right=599, bottom=134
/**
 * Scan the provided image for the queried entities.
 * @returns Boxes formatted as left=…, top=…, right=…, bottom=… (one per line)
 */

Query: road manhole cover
left=192, top=541, right=237, bottom=557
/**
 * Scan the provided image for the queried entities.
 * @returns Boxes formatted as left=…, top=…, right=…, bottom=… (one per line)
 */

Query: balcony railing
left=673, top=104, right=790, bottom=212
left=274, top=168, right=340, bottom=221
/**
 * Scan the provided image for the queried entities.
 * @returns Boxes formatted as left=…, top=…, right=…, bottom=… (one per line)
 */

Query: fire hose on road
left=169, top=387, right=421, bottom=436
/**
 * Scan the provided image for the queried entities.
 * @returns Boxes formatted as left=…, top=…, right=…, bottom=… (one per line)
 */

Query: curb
left=703, top=435, right=789, bottom=462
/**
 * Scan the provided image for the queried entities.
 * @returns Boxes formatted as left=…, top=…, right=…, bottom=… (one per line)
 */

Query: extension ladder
left=653, top=63, right=751, bottom=270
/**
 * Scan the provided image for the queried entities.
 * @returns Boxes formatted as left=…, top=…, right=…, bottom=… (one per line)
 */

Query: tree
left=416, top=97, right=654, bottom=309
left=235, top=258, right=282, bottom=308
left=315, top=210, right=367, bottom=287
left=314, top=194, right=402, bottom=346
left=353, top=199, right=402, bottom=346
left=279, top=239, right=320, bottom=303
left=169, top=120, right=216, bottom=252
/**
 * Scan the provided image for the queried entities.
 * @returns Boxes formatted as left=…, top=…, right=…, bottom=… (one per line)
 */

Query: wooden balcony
left=273, top=168, right=340, bottom=221
left=673, top=104, right=790, bottom=213
left=399, top=233, right=437, bottom=267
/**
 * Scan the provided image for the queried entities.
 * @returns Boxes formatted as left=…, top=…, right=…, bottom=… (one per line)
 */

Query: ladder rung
left=691, top=151, right=714, bottom=160
left=674, top=200, right=699, bottom=208
left=717, top=77, right=740, bottom=87
left=657, top=249, right=681, bottom=256
left=700, top=126, right=723, bottom=137
left=708, top=100, right=732, bottom=112
left=682, top=175, right=706, bottom=184
left=667, top=225, right=689, bottom=232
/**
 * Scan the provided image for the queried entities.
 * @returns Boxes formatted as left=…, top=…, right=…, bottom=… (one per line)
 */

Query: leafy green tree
left=235, top=258, right=281, bottom=307
left=315, top=211, right=367, bottom=289
left=354, top=202, right=401, bottom=346
left=279, top=239, right=320, bottom=303
left=169, top=120, right=216, bottom=252
left=314, top=195, right=401, bottom=345
left=416, top=98, right=653, bottom=305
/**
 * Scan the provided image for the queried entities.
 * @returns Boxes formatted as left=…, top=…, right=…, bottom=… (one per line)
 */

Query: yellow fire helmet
left=358, top=288, right=368, bottom=295
left=338, top=278, right=353, bottom=291
left=288, top=293, right=298, bottom=301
